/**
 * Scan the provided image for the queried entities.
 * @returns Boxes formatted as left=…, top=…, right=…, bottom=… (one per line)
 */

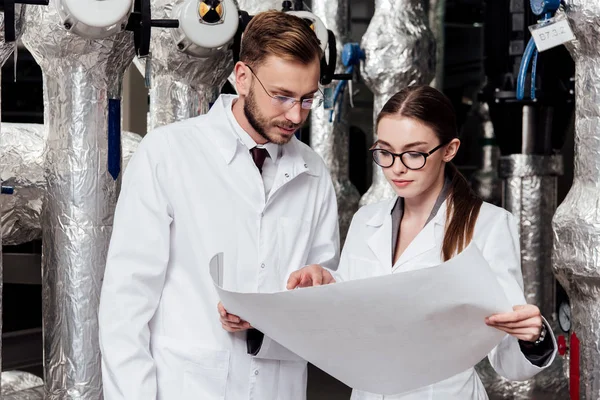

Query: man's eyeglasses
left=370, top=143, right=446, bottom=170
left=245, top=64, right=324, bottom=110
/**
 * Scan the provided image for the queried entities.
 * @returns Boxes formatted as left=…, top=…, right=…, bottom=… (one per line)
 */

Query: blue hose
left=516, top=37, right=538, bottom=101
left=329, top=43, right=365, bottom=122
left=531, top=48, right=539, bottom=100
left=108, top=99, right=122, bottom=180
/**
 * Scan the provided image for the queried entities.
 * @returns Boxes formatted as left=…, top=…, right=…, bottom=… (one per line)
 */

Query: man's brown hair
left=240, top=10, right=323, bottom=67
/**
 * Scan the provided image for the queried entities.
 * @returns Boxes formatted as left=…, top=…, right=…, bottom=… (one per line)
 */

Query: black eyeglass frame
left=245, top=64, right=324, bottom=110
left=369, top=143, right=447, bottom=170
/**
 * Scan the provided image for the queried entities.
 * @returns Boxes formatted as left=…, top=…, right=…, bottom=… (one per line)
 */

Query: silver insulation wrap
left=0, top=5, right=26, bottom=392
left=359, top=0, right=436, bottom=206
left=428, top=0, right=445, bottom=89
left=501, top=155, right=563, bottom=317
left=310, top=0, right=360, bottom=243
left=553, top=1, right=600, bottom=399
left=2, top=387, right=45, bottom=400
left=236, top=0, right=281, bottom=15
left=476, top=154, right=568, bottom=399
left=1, top=371, right=44, bottom=396
left=21, top=2, right=135, bottom=398
left=0, top=123, right=141, bottom=245
left=0, top=5, right=24, bottom=65
left=134, top=0, right=234, bottom=131
left=0, top=123, right=44, bottom=245
left=469, top=102, right=502, bottom=205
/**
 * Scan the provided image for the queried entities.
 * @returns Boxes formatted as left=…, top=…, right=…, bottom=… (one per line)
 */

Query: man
left=99, top=10, right=339, bottom=400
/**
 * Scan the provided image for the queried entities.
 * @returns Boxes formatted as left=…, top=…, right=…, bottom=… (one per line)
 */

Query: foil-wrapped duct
left=0, top=123, right=142, bottom=245
left=552, top=1, right=600, bottom=399
left=21, top=2, right=135, bottom=398
left=134, top=0, right=235, bottom=131
left=359, top=0, right=436, bottom=206
left=1, top=371, right=43, bottom=396
left=476, top=154, right=568, bottom=399
left=0, top=5, right=24, bottom=64
left=0, top=4, right=26, bottom=394
left=236, top=0, right=281, bottom=15
left=310, top=0, right=359, bottom=243
left=2, top=386, right=45, bottom=400
left=470, top=102, right=502, bottom=206
left=428, top=0, right=445, bottom=89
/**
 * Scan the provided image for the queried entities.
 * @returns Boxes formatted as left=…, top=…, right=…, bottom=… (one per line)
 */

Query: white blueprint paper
left=210, top=243, right=512, bottom=395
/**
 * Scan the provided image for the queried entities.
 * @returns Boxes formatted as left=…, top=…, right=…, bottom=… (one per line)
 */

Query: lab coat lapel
left=366, top=198, right=397, bottom=271
left=393, top=201, right=447, bottom=271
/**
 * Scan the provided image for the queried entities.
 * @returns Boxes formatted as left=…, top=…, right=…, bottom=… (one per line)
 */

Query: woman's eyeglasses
left=370, top=143, right=446, bottom=170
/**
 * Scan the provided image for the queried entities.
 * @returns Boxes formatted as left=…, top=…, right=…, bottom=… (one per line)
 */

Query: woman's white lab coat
left=336, top=198, right=557, bottom=400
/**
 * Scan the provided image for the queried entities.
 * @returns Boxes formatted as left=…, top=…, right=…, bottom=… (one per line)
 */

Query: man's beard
left=243, top=89, right=299, bottom=145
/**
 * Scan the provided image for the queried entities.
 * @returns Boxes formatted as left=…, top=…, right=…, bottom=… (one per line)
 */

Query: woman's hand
left=485, top=304, right=543, bottom=342
left=286, top=264, right=336, bottom=289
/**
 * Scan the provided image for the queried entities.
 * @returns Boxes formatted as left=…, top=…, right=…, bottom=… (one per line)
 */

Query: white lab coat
left=336, top=198, right=556, bottom=400
left=98, top=95, right=340, bottom=400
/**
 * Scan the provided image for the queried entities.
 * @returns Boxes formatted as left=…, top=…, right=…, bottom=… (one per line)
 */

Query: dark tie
left=250, top=147, right=269, bottom=174
left=247, top=146, right=269, bottom=354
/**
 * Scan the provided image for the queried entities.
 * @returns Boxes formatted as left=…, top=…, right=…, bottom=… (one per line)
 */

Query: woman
left=327, top=86, right=555, bottom=399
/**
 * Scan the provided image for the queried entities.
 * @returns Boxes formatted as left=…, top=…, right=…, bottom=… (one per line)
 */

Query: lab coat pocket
left=182, top=348, right=230, bottom=400
left=347, top=255, right=382, bottom=281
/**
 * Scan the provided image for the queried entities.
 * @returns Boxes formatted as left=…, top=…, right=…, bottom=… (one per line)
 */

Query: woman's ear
left=443, top=138, right=461, bottom=162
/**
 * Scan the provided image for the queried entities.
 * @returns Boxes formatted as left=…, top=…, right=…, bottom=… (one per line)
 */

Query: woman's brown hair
left=377, top=85, right=483, bottom=261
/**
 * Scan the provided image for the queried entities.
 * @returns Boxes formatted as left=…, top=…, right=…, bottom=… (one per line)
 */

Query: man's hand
left=485, top=304, right=543, bottom=342
left=218, top=301, right=252, bottom=333
left=286, top=264, right=336, bottom=290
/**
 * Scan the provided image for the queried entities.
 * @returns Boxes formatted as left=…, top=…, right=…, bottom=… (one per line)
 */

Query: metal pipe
left=236, top=0, right=281, bottom=15
left=521, top=105, right=536, bottom=154
left=0, top=5, right=26, bottom=395
left=310, top=0, right=359, bottom=243
left=1, top=371, right=43, bottom=396
left=134, top=0, right=237, bottom=131
left=476, top=154, right=568, bottom=398
left=359, top=0, right=435, bottom=206
left=553, top=1, right=600, bottom=398
left=21, top=2, right=135, bottom=397
left=2, top=386, right=45, bottom=400
left=0, top=123, right=141, bottom=246
left=470, top=102, right=502, bottom=206
left=428, top=0, right=445, bottom=89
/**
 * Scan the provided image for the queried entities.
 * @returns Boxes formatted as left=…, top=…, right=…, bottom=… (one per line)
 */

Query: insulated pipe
left=359, top=0, right=435, bottom=206
left=428, top=0, right=445, bottom=89
left=310, top=0, right=359, bottom=242
left=21, top=2, right=135, bottom=397
left=0, top=4, right=26, bottom=394
left=470, top=102, right=502, bottom=206
left=0, top=123, right=142, bottom=245
left=135, top=0, right=237, bottom=131
left=476, top=154, right=568, bottom=399
left=553, top=1, right=600, bottom=398
left=235, top=0, right=281, bottom=14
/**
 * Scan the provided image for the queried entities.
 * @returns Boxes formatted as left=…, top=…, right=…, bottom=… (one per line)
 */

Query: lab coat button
left=284, top=173, right=290, bottom=178
left=254, top=370, right=259, bottom=376
left=261, top=263, right=266, bottom=269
